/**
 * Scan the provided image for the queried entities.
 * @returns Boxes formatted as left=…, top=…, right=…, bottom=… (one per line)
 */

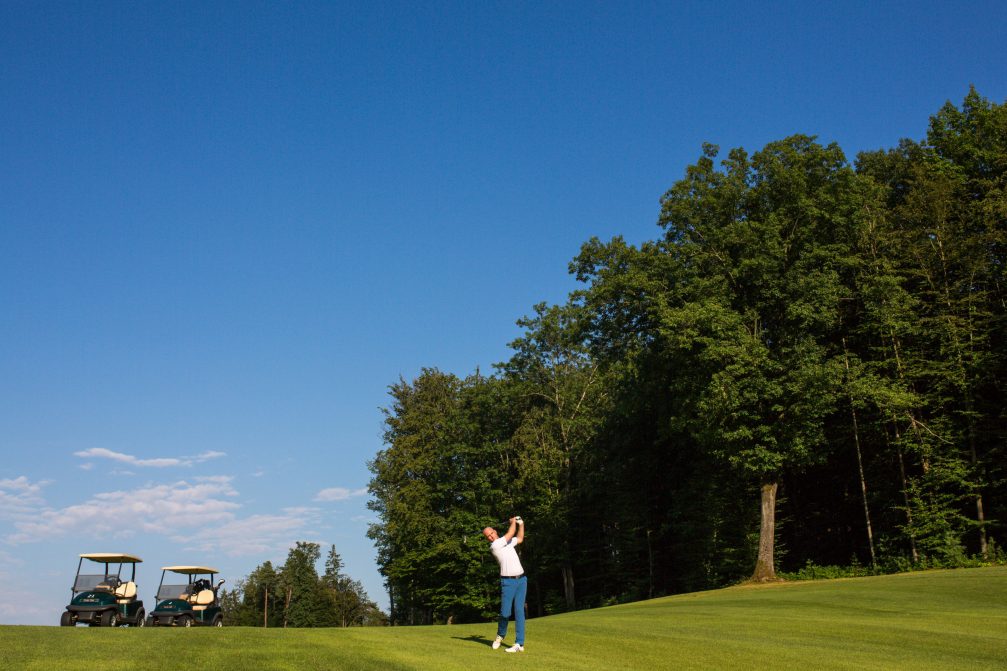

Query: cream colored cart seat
left=191, top=589, right=215, bottom=611
left=114, top=581, right=137, bottom=601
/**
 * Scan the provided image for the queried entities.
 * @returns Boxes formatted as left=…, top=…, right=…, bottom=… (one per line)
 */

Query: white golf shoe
left=492, top=635, right=503, bottom=650
left=505, top=644, right=524, bottom=653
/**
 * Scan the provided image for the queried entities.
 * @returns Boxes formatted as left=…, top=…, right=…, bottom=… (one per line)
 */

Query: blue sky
left=1, top=1, right=1004, bottom=625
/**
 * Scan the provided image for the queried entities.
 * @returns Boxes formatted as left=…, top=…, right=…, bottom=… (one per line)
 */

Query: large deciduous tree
left=578, top=137, right=869, bottom=580
left=368, top=370, right=516, bottom=624
left=657, top=137, right=873, bottom=580
left=500, top=301, right=611, bottom=610
left=365, top=89, right=1007, bottom=617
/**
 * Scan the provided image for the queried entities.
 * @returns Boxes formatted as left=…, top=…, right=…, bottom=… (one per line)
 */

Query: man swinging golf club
left=482, top=516, right=526, bottom=653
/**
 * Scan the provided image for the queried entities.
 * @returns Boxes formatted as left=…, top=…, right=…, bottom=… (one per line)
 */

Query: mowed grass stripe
left=1, top=567, right=1003, bottom=670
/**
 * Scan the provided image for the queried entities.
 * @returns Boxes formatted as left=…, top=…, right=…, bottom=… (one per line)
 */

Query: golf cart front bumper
left=149, top=607, right=221, bottom=626
left=66, top=605, right=106, bottom=624
left=149, top=607, right=191, bottom=626
left=67, top=600, right=143, bottom=623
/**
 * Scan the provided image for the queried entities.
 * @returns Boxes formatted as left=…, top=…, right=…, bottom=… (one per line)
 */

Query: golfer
left=482, top=516, right=526, bottom=653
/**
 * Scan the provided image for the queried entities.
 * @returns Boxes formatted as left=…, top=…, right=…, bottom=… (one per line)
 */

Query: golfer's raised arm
left=503, top=517, right=518, bottom=542
left=515, top=516, right=524, bottom=544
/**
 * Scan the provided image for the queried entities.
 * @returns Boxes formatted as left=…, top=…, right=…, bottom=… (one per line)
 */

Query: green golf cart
left=147, top=566, right=225, bottom=627
left=61, top=553, right=145, bottom=627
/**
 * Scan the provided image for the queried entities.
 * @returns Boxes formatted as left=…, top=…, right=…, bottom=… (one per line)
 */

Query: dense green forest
left=367, top=88, right=1007, bottom=625
left=220, top=542, right=387, bottom=627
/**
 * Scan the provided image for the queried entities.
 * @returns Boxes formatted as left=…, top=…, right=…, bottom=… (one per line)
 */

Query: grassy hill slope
left=2, top=566, right=1004, bottom=670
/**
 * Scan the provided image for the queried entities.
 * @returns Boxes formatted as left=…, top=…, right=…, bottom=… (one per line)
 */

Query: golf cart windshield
left=73, top=573, right=120, bottom=594
left=157, top=582, right=194, bottom=601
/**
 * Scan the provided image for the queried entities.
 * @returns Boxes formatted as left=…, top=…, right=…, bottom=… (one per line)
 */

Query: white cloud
left=73, top=447, right=227, bottom=468
left=0, top=476, right=49, bottom=520
left=3, top=475, right=321, bottom=564
left=178, top=512, right=317, bottom=557
left=195, top=475, right=237, bottom=487
left=313, top=487, right=368, bottom=502
left=6, top=477, right=241, bottom=544
left=74, top=447, right=181, bottom=467
left=282, top=506, right=320, bottom=516
left=0, top=476, right=45, bottom=495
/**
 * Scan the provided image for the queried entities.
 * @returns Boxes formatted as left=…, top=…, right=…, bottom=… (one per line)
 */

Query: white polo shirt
left=490, top=536, right=524, bottom=576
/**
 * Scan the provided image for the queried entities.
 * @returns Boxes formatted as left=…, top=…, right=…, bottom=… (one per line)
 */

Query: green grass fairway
left=3, top=567, right=1005, bottom=670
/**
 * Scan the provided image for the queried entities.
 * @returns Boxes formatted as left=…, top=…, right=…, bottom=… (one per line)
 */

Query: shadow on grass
left=452, top=634, right=496, bottom=648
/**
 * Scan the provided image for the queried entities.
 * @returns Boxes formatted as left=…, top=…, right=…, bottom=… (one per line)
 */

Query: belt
left=501, top=574, right=524, bottom=579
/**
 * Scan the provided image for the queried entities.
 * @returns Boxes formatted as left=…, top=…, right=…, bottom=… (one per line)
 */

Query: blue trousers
left=496, top=576, right=527, bottom=645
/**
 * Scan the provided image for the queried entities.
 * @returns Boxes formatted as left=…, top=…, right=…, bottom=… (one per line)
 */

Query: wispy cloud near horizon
left=3, top=475, right=321, bottom=561
left=0, top=476, right=49, bottom=520
left=74, top=448, right=227, bottom=469
left=6, top=477, right=242, bottom=545
left=178, top=511, right=319, bottom=557
left=313, top=486, right=368, bottom=502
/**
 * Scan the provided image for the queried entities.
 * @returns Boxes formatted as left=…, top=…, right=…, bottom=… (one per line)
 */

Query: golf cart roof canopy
left=80, top=553, right=143, bottom=563
left=161, top=565, right=219, bottom=574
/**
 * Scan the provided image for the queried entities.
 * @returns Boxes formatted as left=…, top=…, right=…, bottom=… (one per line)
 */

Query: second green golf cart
left=147, top=566, right=225, bottom=627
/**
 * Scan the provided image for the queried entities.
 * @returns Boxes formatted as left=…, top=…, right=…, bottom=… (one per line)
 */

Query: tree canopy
left=368, top=88, right=1007, bottom=624
left=220, top=542, right=386, bottom=627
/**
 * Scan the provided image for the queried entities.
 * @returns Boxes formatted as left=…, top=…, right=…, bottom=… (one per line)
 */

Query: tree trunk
left=851, top=403, right=877, bottom=567
left=263, top=586, right=268, bottom=628
left=843, top=340, right=876, bottom=567
left=890, top=422, right=919, bottom=563
left=752, top=481, right=778, bottom=581
left=975, top=494, right=988, bottom=558
left=887, top=335, right=924, bottom=561
left=965, top=403, right=989, bottom=558
left=646, top=528, right=654, bottom=599
left=561, top=563, right=576, bottom=610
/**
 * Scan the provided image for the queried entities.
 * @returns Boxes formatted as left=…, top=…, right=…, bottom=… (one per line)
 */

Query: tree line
left=220, top=542, right=387, bottom=627
left=367, top=88, right=1007, bottom=625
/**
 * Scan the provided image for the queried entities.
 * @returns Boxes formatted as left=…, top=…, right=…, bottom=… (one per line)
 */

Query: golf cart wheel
left=60, top=611, right=74, bottom=627
left=134, top=609, right=145, bottom=627
left=212, top=615, right=223, bottom=627
left=147, top=616, right=157, bottom=627
left=100, top=610, right=118, bottom=627
left=178, top=615, right=193, bottom=628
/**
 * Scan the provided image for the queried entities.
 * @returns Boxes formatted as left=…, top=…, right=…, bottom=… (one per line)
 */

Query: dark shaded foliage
left=368, top=90, right=1007, bottom=622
